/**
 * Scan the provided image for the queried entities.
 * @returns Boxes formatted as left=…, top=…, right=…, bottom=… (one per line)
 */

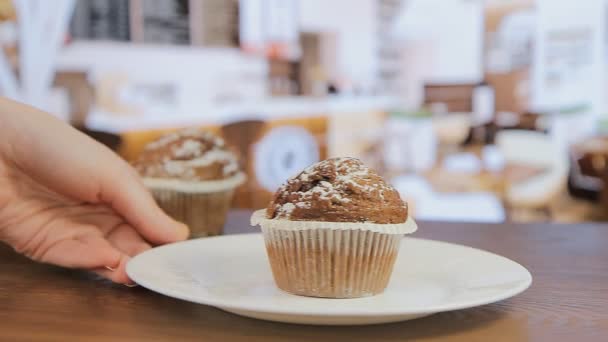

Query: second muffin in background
left=134, top=128, right=245, bottom=238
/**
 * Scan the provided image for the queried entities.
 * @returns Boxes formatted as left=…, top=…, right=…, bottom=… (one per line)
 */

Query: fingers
left=105, top=223, right=152, bottom=256
left=92, top=254, right=132, bottom=285
left=101, top=170, right=190, bottom=245
left=89, top=223, right=152, bottom=285
left=95, top=224, right=153, bottom=285
left=44, top=234, right=138, bottom=285
left=60, top=226, right=151, bottom=285
left=37, top=233, right=136, bottom=285
left=39, top=234, right=124, bottom=270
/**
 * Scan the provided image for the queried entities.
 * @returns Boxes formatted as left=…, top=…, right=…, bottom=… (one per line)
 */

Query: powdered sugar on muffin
left=267, top=157, right=407, bottom=224
left=133, top=129, right=240, bottom=181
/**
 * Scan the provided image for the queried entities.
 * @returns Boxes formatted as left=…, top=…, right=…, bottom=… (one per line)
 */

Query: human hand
left=0, top=98, right=189, bottom=284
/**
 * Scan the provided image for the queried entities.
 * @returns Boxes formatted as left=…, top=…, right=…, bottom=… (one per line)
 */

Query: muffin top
left=133, top=128, right=240, bottom=181
left=266, top=157, right=407, bottom=224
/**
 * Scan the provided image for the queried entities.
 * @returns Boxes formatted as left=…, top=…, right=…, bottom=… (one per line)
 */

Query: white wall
left=57, top=42, right=269, bottom=115
left=394, top=0, right=484, bottom=85
left=298, top=0, right=377, bottom=88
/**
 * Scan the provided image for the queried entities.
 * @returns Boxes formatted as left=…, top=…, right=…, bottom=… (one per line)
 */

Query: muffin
left=134, top=128, right=245, bottom=238
left=251, top=157, right=416, bottom=298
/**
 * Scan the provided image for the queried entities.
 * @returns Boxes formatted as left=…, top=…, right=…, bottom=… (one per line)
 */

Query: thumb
left=101, top=165, right=190, bottom=245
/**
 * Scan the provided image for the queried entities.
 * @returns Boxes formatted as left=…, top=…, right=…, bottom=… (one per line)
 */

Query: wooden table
left=1, top=211, right=607, bottom=341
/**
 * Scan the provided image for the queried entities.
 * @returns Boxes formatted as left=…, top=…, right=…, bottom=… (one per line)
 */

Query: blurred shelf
left=85, top=96, right=398, bottom=133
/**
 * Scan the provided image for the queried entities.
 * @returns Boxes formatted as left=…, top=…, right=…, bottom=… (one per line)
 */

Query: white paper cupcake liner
left=261, top=226, right=402, bottom=298
left=250, top=209, right=417, bottom=235
left=143, top=173, right=246, bottom=193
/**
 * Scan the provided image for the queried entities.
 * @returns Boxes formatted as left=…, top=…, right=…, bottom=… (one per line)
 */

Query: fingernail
left=124, top=282, right=139, bottom=288
left=105, top=265, right=116, bottom=272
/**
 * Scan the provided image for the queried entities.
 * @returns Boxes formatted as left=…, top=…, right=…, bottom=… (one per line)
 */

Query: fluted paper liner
left=143, top=173, right=246, bottom=193
left=252, top=210, right=415, bottom=298
left=145, top=173, right=245, bottom=238
left=261, top=227, right=402, bottom=298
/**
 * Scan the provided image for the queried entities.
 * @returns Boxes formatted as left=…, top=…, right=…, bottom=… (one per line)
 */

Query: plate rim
left=126, top=234, right=532, bottom=317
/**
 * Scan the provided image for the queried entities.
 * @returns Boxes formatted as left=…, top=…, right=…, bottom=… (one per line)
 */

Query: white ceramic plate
left=127, top=234, right=532, bottom=326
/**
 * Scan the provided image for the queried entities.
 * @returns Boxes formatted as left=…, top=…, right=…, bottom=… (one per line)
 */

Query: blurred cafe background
left=3, top=0, right=608, bottom=224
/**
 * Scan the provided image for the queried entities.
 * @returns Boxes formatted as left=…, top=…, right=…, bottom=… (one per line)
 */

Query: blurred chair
left=220, top=119, right=266, bottom=209
left=423, top=84, right=475, bottom=112
left=221, top=119, right=266, bottom=164
left=495, top=130, right=569, bottom=221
